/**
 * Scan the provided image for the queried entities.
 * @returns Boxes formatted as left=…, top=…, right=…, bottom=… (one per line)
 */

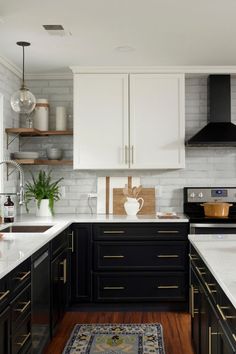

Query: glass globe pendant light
left=10, top=41, right=36, bottom=114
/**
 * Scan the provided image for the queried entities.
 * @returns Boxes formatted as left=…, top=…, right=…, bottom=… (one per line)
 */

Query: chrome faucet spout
left=0, top=160, right=25, bottom=205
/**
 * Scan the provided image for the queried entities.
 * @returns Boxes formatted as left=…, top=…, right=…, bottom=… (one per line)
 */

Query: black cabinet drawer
left=217, top=290, right=236, bottom=344
left=0, top=276, right=10, bottom=312
left=11, top=313, right=31, bottom=354
left=10, top=259, right=31, bottom=296
left=11, top=284, right=31, bottom=331
left=94, top=241, right=188, bottom=270
left=94, top=272, right=187, bottom=302
left=51, top=230, right=68, bottom=259
left=93, top=223, right=188, bottom=240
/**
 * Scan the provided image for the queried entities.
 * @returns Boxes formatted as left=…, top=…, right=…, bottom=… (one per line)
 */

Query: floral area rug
left=62, top=323, right=165, bottom=354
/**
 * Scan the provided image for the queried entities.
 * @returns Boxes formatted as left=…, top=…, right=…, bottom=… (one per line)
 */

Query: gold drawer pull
left=194, top=310, right=199, bottom=314
left=233, top=334, right=236, bottom=342
left=14, top=300, right=31, bottom=313
left=196, top=266, right=206, bottom=276
left=60, top=258, right=67, bottom=284
left=14, top=271, right=31, bottom=281
left=189, top=254, right=198, bottom=261
left=0, top=290, right=10, bottom=301
left=217, top=304, right=227, bottom=321
left=16, top=332, right=31, bottom=347
left=157, top=285, right=179, bottom=289
left=103, top=286, right=125, bottom=290
left=157, top=230, right=179, bottom=234
left=103, top=255, right=125, bottom=259
left=103, top=230, right=125, bottom=234
left=205, top=282, right=217, bottom=294
left=157, top=255, right=179, bottom=258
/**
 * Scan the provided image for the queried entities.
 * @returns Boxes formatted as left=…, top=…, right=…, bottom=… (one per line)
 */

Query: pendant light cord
left=22, top=44, right=25, bottom=87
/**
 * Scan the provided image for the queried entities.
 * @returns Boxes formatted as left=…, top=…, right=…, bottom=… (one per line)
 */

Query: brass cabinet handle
left=208, top=326, right=212, bottom=354
left=157, top=230, right=179, bottom=234
left=103, top=286, right=125, bottom=290
left=157, top=255, right=179, bottom=258
left=14, top=271, right=31, bottom=281
left=125, top=145, right=128, bottom=164
left=14, top=300, right=31, bottom=313
left=157, top=285, right=179, bottom=289
left=0, top=290, right=10, bottom=301
left=190, top=285, right=194, bottom=318
left=233, top=334, right=236, bottom=342
left=196, top=266, right=206, bottom=276
left=68, top=231, right=74, bottom=252
left=205, top=282, right=217, bottom=294
left=189, top=254, right=198, bottom=261
left=103, top=230, right=125, bottom=234
left=103, top=255, right=125, bottom=259
left=60, top=258, right=67, bottom=284
left=217, top=304, right=227, bottom=321
left=16, top=332, right=31, bottom=347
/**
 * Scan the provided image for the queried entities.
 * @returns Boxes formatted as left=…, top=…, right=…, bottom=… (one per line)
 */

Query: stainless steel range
left=184, top=187, right=236, bottom=234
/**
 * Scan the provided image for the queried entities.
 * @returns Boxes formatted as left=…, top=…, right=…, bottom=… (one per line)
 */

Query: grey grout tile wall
left=20, top=75, right=236, bottom=214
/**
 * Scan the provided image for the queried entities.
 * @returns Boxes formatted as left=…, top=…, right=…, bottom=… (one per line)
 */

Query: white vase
left=124, top=197, right=144, bottom=216
left=36, top=199, right=52, bottom=217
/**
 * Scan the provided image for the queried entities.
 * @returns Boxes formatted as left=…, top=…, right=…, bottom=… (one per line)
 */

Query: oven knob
left=189, top=192, right=195, bottom=199
left=198, top=192, right=204, bottom=198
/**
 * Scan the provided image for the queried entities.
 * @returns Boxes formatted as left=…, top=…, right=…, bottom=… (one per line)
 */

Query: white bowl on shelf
left=46, top=148, right=63, bottom=160
left=13, top=151, right=39, bottom=159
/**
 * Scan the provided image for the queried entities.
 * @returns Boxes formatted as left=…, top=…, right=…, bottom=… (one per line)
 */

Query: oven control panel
left=186, top=188, right=236, bottom=203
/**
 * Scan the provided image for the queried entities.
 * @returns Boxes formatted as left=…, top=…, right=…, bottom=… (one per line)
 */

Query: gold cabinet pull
left=103, top=286, right=125, bottom=290
left=0, top=290, right=10, bottom=301
left=125, top=145, right=128, bottom=164
left=68, top=231, right=74, bottom=252
left=14, top=271, right=31, bottom=281
left=16, top=332, right=31, bottom=347
left=60, top=258, right=67, bottom=284
left=14, top=300, right=31, bottom=313
left=103, top=230, right=125, bottom=234
left=196, top=266, right=206, bottom=276
left=103, top=255, right=125, bottom=259
left=157, top=230, right=179, bottom=234
left=157, top=255, right=179, bottom=258
left=232, top=334, right=236, bottom=342
left=217, top=304, right=227, bottom=321
left=205, top=282, right=217, bottom=294
left=157, top=285, right=179, bottom=289
left=189, top=254, right=198, bottom=261
left=190, top=285, right=194, bottom=318
left=208, top=326, right=212, bottom=354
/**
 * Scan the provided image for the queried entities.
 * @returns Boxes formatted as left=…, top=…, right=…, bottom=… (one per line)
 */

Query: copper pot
left=200, top=202, right=233, bottom=218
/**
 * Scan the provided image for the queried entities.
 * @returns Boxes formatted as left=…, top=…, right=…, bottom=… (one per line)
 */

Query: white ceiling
left=1, top=0, right=236, bottom=74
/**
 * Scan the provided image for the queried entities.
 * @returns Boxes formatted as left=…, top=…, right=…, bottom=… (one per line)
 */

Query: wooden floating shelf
left=5, top=128, right=73, bottom=137
left=13, top=159, right=73, bottom=166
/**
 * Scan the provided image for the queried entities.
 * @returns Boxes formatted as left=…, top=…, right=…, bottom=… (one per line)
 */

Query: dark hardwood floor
left=44, top=311, right=194, bottom=354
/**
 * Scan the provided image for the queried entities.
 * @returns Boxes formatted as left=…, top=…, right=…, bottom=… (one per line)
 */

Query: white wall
left=21, top=75, right=236, bottom=214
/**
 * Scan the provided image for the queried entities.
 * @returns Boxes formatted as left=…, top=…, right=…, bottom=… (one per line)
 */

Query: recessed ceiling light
left=115, top=46, right=135, bottom=52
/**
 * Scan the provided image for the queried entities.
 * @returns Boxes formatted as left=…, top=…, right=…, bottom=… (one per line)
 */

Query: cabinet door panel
left=74, top=74, right=129, bottom=169
left=0, top=306, right=10, bottom=354
left=129, top=74, right=185, bottom=169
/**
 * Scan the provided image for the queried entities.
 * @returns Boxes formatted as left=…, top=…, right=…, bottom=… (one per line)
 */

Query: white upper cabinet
left=129, top=74, right=185, bottom=169
left=73, top=74, right=129, bottom=169
left=73, top=71, right=185, bottom=169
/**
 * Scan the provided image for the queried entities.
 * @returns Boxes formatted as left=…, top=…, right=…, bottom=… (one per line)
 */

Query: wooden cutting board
left=113, top=188, right=156, bottom=215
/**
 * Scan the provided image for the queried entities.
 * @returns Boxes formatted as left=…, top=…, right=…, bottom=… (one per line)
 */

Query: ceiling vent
left=42, top=24, right=68, bottom=36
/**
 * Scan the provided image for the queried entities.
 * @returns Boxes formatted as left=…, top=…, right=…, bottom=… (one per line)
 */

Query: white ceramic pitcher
left=124, top=197, right=144, bottom=216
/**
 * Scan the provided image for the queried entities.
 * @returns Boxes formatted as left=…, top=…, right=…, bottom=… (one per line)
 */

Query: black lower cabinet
left=190, top=246, right=236, bottom=354
left=70, top=224, right=92, bottom=303
left=51, top=249, right=68, bottom=334
left=0, top=306, right=10, bottom=354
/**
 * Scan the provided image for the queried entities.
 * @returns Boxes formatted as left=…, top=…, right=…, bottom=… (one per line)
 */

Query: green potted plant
left=25, top=170, right=63, bottom=216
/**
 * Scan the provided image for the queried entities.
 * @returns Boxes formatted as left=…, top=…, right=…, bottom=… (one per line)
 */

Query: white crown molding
left=25, top=72, right=73, bottom=80
left=0, top=56, right=21, bottom=78
left=70, top=65, right=236, bottom=74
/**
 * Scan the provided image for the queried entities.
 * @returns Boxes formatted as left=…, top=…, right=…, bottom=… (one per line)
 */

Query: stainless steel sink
left=1, top=225, right=52, bottom=233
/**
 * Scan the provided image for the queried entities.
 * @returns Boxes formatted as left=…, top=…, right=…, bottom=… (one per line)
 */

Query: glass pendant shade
left=11, top=87, right=36, bottom=114
left=10, top=41, right=36, bottom=114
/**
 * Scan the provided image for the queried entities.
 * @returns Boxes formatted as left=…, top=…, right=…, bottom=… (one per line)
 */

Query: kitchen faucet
left=0, top=160, right=25, bottom=205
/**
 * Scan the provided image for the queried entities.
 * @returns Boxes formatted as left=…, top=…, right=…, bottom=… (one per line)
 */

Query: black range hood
left=186, top=75, right=236, bottom=146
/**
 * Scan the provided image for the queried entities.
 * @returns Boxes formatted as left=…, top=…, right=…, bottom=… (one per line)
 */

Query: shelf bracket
left=6, top=132, right=20, bottom=149
left=6, top=164, right=20, bottom=181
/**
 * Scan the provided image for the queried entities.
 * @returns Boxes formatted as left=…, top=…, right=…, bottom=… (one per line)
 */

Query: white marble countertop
left=189, top=234, right=236, bottom=309
left=0, top=213, right=189, bottom=280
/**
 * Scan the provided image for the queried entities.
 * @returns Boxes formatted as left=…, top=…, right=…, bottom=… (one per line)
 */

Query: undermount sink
left=1, top=225, right=52, bottom=233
